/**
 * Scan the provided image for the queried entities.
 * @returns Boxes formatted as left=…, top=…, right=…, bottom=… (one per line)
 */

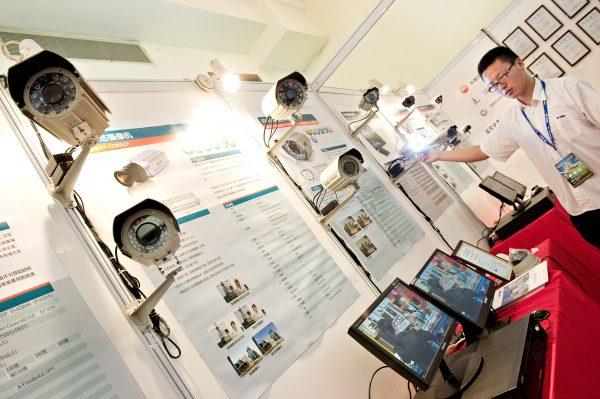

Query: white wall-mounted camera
left=318, top=149, right=364, bottom=224
left=262, top=71, right=307, bottom=121
left=351, top=86, right=381, bottom=138
left=262, top=71, right=309, bottom=160
left=6, top=45, right=110, bottom=208
left=113, top=199, right=182, bottom=332
left=114, top=149, right=169, bottom=187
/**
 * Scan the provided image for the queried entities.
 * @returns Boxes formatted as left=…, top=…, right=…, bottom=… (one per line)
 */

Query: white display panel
left=0, top=92, right=186, bottom=398
left=316, top=89, right=485, bottom=247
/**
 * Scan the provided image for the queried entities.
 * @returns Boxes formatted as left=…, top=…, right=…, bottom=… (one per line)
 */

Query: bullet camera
left=282, top=132, right=313, bottom=161
left=7, top=49, right=110, bottom=146
left=6, top=45, right=111, bottom=208
left=320, top=149, right=364, bottom=192
left=113, top=199, right=182, bottom=332
left=261, top=71, right=308, bottom=120
left=113, top=199, right=181, bottom=266
left=114, top=149, right=169, bottom=187
left=359, top=87, right=379, bottom=112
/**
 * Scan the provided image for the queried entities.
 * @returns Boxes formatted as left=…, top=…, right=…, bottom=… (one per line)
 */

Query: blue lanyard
left=520, top=80, right=557, bottom=151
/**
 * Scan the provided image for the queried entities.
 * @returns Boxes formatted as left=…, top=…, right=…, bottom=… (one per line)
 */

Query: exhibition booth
left=0, top=0, right=599, bottom=398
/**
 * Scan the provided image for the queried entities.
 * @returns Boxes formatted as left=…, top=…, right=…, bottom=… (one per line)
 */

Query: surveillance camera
left=282, top=132, right=313, bottom=161
left=320, top=149, right=364, bottom=192
left=359, top=87, right=379, bottom=112
left=7, top=49, right=110, bottom=146
left=113, top=199, right=183, bottom=332
left=402, top=95, right=415, bottom=108
left=261, top=71, right=308, bottom=120
left=114, top=149, right=169, bottom=187
left=113, top=199, right=181, bottom=266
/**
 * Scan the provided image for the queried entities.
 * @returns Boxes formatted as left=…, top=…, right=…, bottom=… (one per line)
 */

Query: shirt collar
left=519, top=79, right=546, bottom=109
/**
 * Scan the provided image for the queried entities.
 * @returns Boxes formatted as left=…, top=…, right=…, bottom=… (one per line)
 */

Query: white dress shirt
left=481, top=77, right=600, bottom=216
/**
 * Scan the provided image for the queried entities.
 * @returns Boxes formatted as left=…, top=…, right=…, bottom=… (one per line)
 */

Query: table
left=491, top=202, right=600, bottom=306
left=496, top=239, right=600, bottom=399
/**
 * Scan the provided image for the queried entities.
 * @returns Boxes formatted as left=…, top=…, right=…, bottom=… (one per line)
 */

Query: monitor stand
left=430, top=353, right=483, bottom=399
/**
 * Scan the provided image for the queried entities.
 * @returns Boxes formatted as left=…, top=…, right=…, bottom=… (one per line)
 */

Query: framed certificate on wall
left=527, top=53, right=565, bottom=78
left=551, top=0, right=589, bottom=18
left=577, top=7, right=600, bottom=44
left=503, top=27, right=538, bottom=60
left=552, top=30, right=591, bottom=66
left=526, top=5, right=564, bottom=40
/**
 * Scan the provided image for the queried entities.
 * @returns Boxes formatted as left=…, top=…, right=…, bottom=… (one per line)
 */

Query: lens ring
left=135, top=222, right=162, bottom=246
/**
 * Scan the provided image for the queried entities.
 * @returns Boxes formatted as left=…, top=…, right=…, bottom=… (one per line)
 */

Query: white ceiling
left=324, top=0, right=513, bottom=90
left=0, top=0, right=515, bottom=89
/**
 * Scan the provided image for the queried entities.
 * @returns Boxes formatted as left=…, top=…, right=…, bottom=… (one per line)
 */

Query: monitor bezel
left=452, top=240, right=512, bottom=282
left=492, top=172, right=527, bottom=199
left=410, top=249, right=495, bottom=333
left=479, top=176, right=518, bottom=205
left=348, top=278, right=457, bottom=391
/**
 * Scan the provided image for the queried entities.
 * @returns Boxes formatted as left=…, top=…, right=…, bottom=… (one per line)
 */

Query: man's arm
left=418, top=145, right=489, bottom=164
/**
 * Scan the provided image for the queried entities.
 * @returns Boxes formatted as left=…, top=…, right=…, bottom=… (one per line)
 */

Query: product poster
left=0, top=209, right=144, bottom=399
left=396, top=163, right=453, bottom=222
left=330, top=171, right=424, bottom=281
left=431, top=161, right=475, bottom=194
left=84, top=122, right=359, bottom=399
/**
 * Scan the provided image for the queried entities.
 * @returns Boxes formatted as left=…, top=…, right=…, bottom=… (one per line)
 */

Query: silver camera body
left=7, top=50, right=110, bottom=146
left=114, top=149, right=169, bottom=187
left=320, top=149, right=364, bottom=192
left=261, top=71, right=308, bottom=120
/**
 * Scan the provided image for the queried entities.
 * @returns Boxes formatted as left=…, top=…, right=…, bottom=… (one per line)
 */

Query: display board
left=0, top=92, right=186, bottom=398
left=316, top=88, right=485, bottom=246
left=224, top=83, right=454, bottom=288
left=58, top=82, right=364, bottom=399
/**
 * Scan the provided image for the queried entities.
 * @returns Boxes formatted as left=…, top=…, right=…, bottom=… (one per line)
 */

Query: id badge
left=555, top=153, right=594, bottom=187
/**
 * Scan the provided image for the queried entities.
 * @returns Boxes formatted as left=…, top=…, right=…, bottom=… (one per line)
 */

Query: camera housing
left=7, top=50, right=110, bottom=146
left=282, top=132, right=313, bottom=161
left=261, top=71, right=308, bottom=120
left=359, top=87, right=380, bottom=112
left=113, top=199, right=181, bottom=266
left=402, top=95, right=416, bottom=108
left=114, top=149, right=169, bottom=187
left=320, top=149, right=364, bottom=192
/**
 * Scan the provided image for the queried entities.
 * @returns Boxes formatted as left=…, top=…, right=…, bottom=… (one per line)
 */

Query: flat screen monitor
left=348, top=278, right=457, bottom=390
left=411, top=249, right=495, bottom=334
left=479, top=176, right=519, bottom=205
left=492, top=172, right=527, bottom=199
left=452, top=240, right=512, bottom=282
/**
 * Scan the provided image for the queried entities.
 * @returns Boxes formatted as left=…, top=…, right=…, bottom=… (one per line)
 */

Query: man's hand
left=418, top=148, right=441, bottom=164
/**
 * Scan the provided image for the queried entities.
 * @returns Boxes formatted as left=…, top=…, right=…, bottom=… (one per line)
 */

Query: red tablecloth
left=491, top=201, right=600, bottom=305
left=497, top=239, right=600, bottom=399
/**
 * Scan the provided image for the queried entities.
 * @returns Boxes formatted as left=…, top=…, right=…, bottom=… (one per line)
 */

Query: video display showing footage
left=414, top=251, right=492, bottom=323
left=357, top=283, right=454, bottom=379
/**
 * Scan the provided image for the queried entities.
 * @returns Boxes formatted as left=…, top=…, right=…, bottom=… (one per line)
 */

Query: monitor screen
left=348, top=279, right=456, bottom=389
left=452, top=240, right=512, bottom=282
left=492, top=172, right=526, bottom=198
left=479, top=176, right=519, bottom=205
left=412, top=250, right=494, bottom=330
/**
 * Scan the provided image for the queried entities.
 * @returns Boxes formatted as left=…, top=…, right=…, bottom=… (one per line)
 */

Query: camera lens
left=136, top=222, right=162, bottom=246
left=42, top=83, right=65, bottom=104
left=342, top=159, right=359, bottom=176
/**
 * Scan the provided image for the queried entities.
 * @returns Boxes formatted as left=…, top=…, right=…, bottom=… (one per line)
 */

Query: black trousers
left=570, top=208, right=600, bottom=249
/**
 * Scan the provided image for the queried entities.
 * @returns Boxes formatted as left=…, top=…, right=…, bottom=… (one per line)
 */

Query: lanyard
left=520, top=80, right=557, bottom=152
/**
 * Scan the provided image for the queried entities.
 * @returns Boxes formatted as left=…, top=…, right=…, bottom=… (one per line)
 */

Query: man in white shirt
left=420, top=46, right=600, bottom=248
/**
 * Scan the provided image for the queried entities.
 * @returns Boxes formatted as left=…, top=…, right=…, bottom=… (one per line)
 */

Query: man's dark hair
left=477, top=46, right=518, bottom=76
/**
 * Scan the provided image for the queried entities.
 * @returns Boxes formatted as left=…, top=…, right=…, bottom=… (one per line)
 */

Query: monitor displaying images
left=348, top=278, right=456, bottom=389
left=412, top=249, right=495, bottom=329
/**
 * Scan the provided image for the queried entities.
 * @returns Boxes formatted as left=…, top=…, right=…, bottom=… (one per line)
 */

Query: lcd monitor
left=411, top=249, right=495, bottom=339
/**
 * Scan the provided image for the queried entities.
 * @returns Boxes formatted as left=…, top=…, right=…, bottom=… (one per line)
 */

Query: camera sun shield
left=113, top=199, right=181, bottom=266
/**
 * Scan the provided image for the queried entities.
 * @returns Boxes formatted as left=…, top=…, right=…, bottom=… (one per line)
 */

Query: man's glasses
left=487, top=61, right=516, bottom=93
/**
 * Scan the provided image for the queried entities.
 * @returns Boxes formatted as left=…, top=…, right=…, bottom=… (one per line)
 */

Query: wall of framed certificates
left=489, top=0, right=599, bottom=83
